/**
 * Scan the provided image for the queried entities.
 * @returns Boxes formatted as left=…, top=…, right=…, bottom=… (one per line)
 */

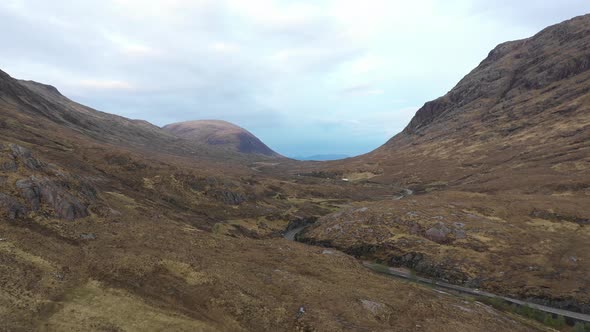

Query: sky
left=1, top=1, right=589, bottom=158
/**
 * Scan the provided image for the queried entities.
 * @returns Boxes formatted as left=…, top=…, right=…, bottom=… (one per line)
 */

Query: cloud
left=1, top=0, right=589, bottom=157
left=78, top=79, right=135, bottom=90
left=339, top=84, right=384, bottom=97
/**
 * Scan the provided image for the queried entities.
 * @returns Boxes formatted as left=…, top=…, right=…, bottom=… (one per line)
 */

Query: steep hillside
left=370, top=14, right=590, bottom=190
left=163, top=120, right=281, bottom=157
left=299, top=14, right=590, bottom=313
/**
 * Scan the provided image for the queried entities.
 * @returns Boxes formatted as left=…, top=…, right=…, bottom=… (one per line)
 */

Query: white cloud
left=78, top=79, right=135, bottom=90
left=1, top=0, right=589, bottom=156
left=210, top=42, right=240, bottom=54
left=339, top=83, right=384, bottom=97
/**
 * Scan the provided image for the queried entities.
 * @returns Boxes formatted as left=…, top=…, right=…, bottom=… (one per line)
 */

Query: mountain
left=299, top=14, right=590, bottom=313
left=371, top=14, right=590, bottom=189
left=163, top=120, right=281, bottom=157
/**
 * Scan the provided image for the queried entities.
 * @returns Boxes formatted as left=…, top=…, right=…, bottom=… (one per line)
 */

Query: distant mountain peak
left=163, top=120, right=281, bottom=157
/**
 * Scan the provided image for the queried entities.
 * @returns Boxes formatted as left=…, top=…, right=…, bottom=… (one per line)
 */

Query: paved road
left=363, top=262, right=590, bottom=324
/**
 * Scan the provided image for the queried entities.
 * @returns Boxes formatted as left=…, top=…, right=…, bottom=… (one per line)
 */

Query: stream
left=281, top=216, right=590, bottom=325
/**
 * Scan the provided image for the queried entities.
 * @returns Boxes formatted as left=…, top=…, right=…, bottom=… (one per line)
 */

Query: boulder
left=425, top=222, right=452, bottom=243
left=0, top=193, right=27, bottom=219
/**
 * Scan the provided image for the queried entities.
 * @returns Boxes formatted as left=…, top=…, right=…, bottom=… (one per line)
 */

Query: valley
left=0, top=13, right=589, bottom=332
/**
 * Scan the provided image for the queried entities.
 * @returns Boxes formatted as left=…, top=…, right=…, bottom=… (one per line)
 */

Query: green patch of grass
left=477, top=297, right=567, bottom=329
left=366, top=262, right=391, bottom=274
left=574, top=322, right=590, bottom=332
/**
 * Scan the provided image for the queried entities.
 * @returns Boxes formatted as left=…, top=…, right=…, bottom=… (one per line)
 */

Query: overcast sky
left=1, top=1, right=589, bottom=157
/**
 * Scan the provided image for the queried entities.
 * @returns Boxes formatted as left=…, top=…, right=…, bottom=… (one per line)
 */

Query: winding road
left=283, top=225, right=307, bottom=241
left=281, top=186, right=590, bottom=324
left=364, top=262, right=590, bottom=324
left=281, top=224, right=590, bottom=324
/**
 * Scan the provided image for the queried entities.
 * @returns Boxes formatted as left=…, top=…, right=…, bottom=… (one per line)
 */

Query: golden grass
left=160, top=259, right=213, bottom=286
left=44, top=280, right=216, bottom=332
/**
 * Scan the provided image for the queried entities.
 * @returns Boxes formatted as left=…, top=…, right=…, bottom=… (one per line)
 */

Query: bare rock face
left=16, top=177, right=88, bottom=220
left=0, top=193, right=27, bottom=219
left=212, top=190, right=246, bottom=205
left=16, top=179, right=41, bottom=211
left=9, top=144, right=44, bottom=170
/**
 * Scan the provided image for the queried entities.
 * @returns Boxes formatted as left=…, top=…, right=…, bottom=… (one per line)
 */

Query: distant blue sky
left=1, top=0, right=589, bottom=157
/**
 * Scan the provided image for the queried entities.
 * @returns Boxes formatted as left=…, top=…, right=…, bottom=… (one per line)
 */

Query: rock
left=38, top=180, right=87, bottom=220
left=425, top=222, right=452, bottom=243
left=453, top=229, right=467, bottom=239
left=391, top=252, right=424, bottom=268
left=296, top=306, right=306, bottom=319
left=409, top=222, right=421, bottom=235
left=569, top=256, right=578, bottom=262
left=213, top=190, right=246, bottom=205
left=80, top=233, right=97, bottom=240
left=9, top=144, right=32, bottom=159
left=0, top=193, right=27, bottom=219
left=360, top=299, right=393, bottom=320
left=9, top=144, right=43, bottom=170
left=360, top=299, right=384, bottom=315
left=0, top=156, right=17, bottom=172
left=16, top=179, right=41, bottom=210
left=16, top=177, right=88, bottom=220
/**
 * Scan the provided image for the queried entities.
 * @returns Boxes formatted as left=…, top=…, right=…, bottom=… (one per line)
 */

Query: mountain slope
left=163, top=120, right=281, bottom=157
left=371, top=14, right=590, bottom=190
left=299, top=14, right=590, bottom=313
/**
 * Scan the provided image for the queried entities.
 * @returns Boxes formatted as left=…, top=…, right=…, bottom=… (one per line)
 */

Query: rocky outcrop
left=16, top=177, right=88, bottom=220
left=0, top=193, right=27, bottom=219
left=212, top=190, right=246, bottom=205
left=15, top=179, right=41, bottom=211
left=0, top=157, right=17, bottom=172
left=8, top=144, right=44, bottom=170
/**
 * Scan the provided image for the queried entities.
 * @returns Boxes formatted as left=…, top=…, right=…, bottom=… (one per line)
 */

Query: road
left=281, top=194, right=590, bottom=324
left=363, top=262, right=590, bottom=324
left=283, top=225, right=307, bottom=241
